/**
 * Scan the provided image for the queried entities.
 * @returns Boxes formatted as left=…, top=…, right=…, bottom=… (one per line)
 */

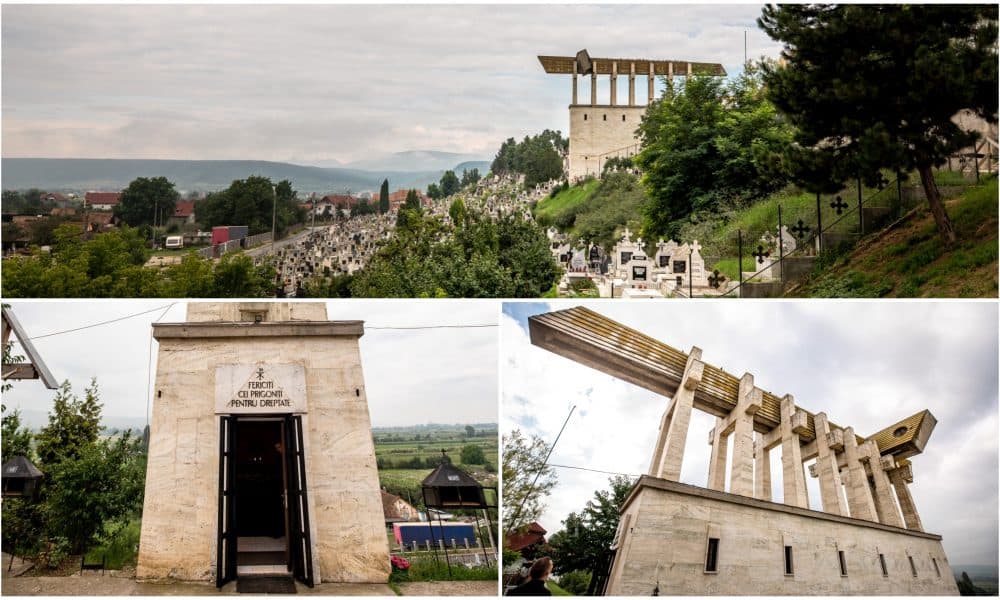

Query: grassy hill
left=0, top=158, right=463, bottom=195
left=789, top=177, right=997, bottom=297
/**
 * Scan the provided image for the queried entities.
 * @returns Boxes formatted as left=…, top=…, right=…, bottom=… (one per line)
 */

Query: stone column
left=841, top=427, right=878, bottom=522
left=610, top=61, right=618, bottom=106
left=779, top=394, right=808, bottom=508
left=754, top=435, right=772, bottom=501
left=707, top=418, right=728, bottom=491
left=888, top=464, right=924, bottom=531
left=686, top=62, right=693, bottom=77
left=647, top=62, right=655, bottom=104
left=813, top=412, right=848, bottom=516
left=730, top=373, right=760, bottom=497
left=648, top=347, right=703, bottom=481
left=628, top=62, right=636, bottom=106
left=572, top=60, right=578, bottom=105
left=591, top=61, right=598, bottom=106
left=860, top=442, right=904, bottom=528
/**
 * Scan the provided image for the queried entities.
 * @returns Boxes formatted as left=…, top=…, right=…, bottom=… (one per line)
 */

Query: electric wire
left=25, top=303, right=177, bottom=340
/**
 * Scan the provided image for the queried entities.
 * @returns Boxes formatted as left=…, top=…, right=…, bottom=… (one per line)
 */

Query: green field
left=533, top=179, right=600, bottom=224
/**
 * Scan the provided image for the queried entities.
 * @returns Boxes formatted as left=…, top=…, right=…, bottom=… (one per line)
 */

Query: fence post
left=777, top=205, right=784, bottom=284
left=737, top=230, right=744, bottom=294
left=857, top=175, right=864, bottom=234
left=815, top=192, right=823, bottom=254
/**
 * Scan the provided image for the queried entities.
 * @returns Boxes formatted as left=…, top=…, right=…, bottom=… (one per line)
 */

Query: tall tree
left=114, top=176, right=179, bottom=228
left=379, top=179, right=390, bottom=214
left=35, top=379, right=103, bottom=467
left=439, top=170, right=460, bottom=197
left=502, top=429, right=557, bottom=533
left=759, top=4, right=998, bottom=244
left=547, top=475, right=635, bottom=577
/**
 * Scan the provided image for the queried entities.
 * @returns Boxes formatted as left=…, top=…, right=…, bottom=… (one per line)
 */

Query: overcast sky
left=1, top=4, right=780, bottom=164
left=3, top=300, right=498, bottom=428
left=501, top=301, right=999, bottom=568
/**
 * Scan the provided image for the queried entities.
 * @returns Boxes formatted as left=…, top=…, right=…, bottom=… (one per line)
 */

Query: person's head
left=529, top=556, right=553, bottom=581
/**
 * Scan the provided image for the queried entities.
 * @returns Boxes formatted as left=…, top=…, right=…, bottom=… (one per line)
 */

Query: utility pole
left=271, top=184, right=277, bottom=256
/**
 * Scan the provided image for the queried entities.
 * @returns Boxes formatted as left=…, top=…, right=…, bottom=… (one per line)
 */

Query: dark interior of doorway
left=235, top=420, right=290, bottom=571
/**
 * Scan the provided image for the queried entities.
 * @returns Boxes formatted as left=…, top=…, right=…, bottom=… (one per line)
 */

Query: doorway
left=217, top=415, right=313, bottom=587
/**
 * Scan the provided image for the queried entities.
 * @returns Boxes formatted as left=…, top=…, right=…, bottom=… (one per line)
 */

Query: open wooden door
left=284, top=415, right=314, bottom=587
left=216, top=416, right=238, bottom=587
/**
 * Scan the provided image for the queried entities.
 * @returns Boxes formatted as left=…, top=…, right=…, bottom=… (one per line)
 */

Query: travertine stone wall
left=568, top=105, right=645, bottom=180
left=607, top=477, right=957, bottom=596
left=136, top=303, right=390, bottom=583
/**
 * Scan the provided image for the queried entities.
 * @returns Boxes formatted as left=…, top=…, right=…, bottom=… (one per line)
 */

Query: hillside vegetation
left=789, top=177, right=997, bottom=297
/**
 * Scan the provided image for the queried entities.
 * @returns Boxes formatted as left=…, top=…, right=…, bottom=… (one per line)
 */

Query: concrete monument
left=136, top=302, right=390, bottom=587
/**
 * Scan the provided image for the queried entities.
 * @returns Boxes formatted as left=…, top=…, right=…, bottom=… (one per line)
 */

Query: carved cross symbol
left=752, top=245, right=770, bottom=265
left=791, top=219, right=811, bottom=239
left=830, top=195, right=848, bottom=215
left=708, top=270, right=725, bottom=289
left=256, top=367, right=265, bottom=380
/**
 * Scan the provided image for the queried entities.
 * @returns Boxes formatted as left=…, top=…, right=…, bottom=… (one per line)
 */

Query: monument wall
left=607, top=477, right=957, bottom=596
left=136, top=303, right=390, bottom=584
left=567, top=105, right=644, bottom=180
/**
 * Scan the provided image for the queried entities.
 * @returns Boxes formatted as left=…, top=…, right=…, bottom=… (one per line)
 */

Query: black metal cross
left=791, top=219, right=811, bottom=239
left=256, top=367, right=265, bottom=380
left=830, top=195, right=848, bottom=215
left=708, top=270, right=725, bottom=289
left=752, top=245, right=770, bottom=265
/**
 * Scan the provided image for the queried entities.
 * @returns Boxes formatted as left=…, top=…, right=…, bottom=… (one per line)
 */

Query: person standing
left=506, top=557, right=553, bottom=596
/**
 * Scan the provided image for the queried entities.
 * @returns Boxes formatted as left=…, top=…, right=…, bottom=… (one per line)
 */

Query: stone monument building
left=136, top=302, right=390, bottom=587
left=528, top=306, right=958, bottom=595
left=538, top=49, right=725, bottom=180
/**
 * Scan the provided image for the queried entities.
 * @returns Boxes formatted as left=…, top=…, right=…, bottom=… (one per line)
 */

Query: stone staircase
left=237, top=537, right=289, bottom=576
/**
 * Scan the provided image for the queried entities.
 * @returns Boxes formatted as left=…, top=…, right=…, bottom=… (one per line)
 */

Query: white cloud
left=1, top=4, right=781, bottom=162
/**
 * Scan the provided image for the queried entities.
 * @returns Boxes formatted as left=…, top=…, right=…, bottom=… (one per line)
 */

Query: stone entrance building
left=538, top=49, right=725, bottom=180
left=136, top=302, right=390, bottom=587
left=528, top=306, right=958, bottom=595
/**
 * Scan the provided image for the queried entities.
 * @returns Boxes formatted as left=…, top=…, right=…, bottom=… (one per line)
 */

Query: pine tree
left=759, top=4, right=998, bottom=244
left=378, top=179, right=390, bottom=214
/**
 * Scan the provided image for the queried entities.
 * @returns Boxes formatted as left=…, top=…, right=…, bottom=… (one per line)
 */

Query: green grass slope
left=533, top=179, right=600, bottom=225
left=789, top=177, right=998, bottom=297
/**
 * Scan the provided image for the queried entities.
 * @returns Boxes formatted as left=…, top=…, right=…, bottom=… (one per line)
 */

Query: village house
left=169, top=200, right=196, bottom=227
left=84, top=191, right=121, bottom=211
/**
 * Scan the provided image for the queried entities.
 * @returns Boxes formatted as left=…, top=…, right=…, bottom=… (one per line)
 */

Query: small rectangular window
left=838, top=550, right=847, bottom=576
left=622, top=114, right=626, bottom=122
left=705, top=538, right=719, bottom=573
left=932, top=557, right=941, bottom=577
left=584, top=113, right=588, bottom=121
left=909, top=555, right=917, bottom=577
left=784, top=546, right=794, bottom=576
left=879, top=553, right=888, bottom=577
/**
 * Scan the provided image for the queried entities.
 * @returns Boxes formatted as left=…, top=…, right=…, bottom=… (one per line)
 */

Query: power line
left=548, top=463, right=640, bottom=478
left=25, top=304, right=177, bottom=340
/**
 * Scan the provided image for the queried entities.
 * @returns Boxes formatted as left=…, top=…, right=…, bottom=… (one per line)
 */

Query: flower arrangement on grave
left=390, top=554, right=411, bottom=572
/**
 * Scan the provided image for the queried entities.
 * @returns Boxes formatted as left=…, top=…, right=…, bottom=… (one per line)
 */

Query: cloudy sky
left=3, top=300, right=498, bottom=428
left=1, top=4, right=780, bottom=164
left=501, top=301, right=999, bottom=568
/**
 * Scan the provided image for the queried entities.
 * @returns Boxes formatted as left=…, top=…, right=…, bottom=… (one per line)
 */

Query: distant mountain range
left=1, top=156, right=491, bottom=195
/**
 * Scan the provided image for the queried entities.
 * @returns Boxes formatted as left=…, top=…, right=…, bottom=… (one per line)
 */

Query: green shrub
left=557, top=570, right=592, bottom=595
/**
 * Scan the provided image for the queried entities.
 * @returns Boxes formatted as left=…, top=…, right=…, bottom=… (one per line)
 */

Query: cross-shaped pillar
left=610, top=61, right=618, bottom=106
left=860, top=441, right=904, bottom=528
left=779, top=394, right=809, bottom=508
left=754, top=435, right=772, bottom=501
left=729, top=373, right=761, bottom=497
left=707, top=419, right=728, bottom=491
left=628, top=62, right=636, bottom=106
left=813, top=412, right=848, bottom=516
left=591, top=60, right=598, bottom=106
left=841, top=427, right=878, bottom=521
left=572, top=60, right=578, bottom=105
left=648, top=347, right=703, bottom=481
left=647, top=62, right=655, bottom=104
left=888, top=463, right=923, bottom=531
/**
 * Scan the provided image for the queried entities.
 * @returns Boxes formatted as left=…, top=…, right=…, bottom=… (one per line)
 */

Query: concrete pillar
left=610, top=61, right=618, bottom=106
left=572, top=60, right=578, bottom=105
left=754, top=435, right=772, bottom=501
left=648, top=347, right=703, bottom=481
left=861, top=442, right=904, bottom=528
left=779, top=394, right=808, bottom=509
left=888, top=464, right=924, bottom=531
left=813, top=413, right=848, bottom=516
left=628, top=62, right=636, bottom=106
left=707, top=419, right=728, bottom=491
left=686, top=62, right=692, bottom=77
left=730, top=373, right=760, bottom=497
left=591, top=61, right=598, bottom=106
left=647, top=62, right=654, bottom=104
left=841, top=427, right=878, bottom=522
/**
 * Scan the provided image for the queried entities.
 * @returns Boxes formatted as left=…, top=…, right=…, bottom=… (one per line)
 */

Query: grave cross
left=830, top=195, right=848, bottom=215
left=708, top=270, right=725, bottom=289
left=791, top=219, right=811, bottom=239
left=752, top=245, right=770, bottom=265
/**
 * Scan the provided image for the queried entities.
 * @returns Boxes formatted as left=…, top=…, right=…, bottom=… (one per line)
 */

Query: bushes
left=557, top=570, right=592, bottom=595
